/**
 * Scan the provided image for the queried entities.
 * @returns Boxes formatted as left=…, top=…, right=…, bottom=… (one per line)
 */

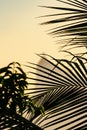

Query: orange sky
left=0, top=0, right=64, bottom=69
left=0, top=0, right=85, bottom=68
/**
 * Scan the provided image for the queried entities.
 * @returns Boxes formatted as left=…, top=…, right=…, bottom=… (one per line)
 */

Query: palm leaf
left=0, top=107, right=42, bottom=130
left=40, top=0, right=87, bottom=49
left=25, top=54, right=87, bottom=129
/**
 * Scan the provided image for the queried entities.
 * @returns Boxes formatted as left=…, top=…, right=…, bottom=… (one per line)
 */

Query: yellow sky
left=0, top=0, right=61, bottom=68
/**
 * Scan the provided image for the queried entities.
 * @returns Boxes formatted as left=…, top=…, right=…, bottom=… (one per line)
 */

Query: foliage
left=25, top=0, right=87, bottom=129
left=0, top=62, right=44, bottom=116
left=0, top=0, right=86, bottom=129
left=41, top=0, right=87, bottom=50
left=26, top=54, right=87, bottom=129
left=0, top=107, right=43, bottom=130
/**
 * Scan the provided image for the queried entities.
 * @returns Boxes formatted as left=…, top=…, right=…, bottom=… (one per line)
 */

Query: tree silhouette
left=0, top=62, right=43, bottom=129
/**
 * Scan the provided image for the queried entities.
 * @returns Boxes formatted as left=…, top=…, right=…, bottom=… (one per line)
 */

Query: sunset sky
left=0, top=0, right=61, bottom=68
left=0, top=1, right=86, bottom=129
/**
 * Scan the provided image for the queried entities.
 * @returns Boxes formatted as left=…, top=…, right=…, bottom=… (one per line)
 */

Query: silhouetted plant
left=25, top=0, right=87, bottom=129
left=0, top=62, right=44, bottom=116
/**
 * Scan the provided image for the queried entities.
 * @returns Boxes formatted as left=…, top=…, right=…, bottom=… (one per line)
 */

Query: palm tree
left=25, top=0, right=87, bottom=130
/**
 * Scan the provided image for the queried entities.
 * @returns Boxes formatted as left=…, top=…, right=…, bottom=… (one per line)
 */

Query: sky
left=0, top=0, right=61, bottom=69
left=0, top=1, right=85, bottom=129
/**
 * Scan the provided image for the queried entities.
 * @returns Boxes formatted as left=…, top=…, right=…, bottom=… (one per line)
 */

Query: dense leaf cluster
left=0, top=62, right=43, bottom=116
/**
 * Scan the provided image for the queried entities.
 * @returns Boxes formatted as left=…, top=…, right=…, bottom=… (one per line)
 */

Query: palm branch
left=25, top=54, right=87, bottom=130
left=40, top=0, right=87, bottom=49
left=0, top=107, right=42, bottom=130
left=25, top=0, right=87, bottom=129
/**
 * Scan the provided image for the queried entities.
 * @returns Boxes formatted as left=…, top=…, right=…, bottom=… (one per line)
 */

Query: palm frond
left=40, top=0, right=87, bottom=49
left=25, top=54, right=87, bottom=129
left=0, top=107, right=42, bottom=130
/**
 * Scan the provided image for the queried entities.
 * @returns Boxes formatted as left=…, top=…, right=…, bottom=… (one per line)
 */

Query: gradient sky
left=0, top=0, right=62, bottom=68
